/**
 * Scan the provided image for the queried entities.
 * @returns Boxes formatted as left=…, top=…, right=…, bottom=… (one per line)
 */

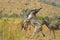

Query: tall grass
left=0, top=13, right=60, bottom=40
left=0, top=18, right=25, bottom=40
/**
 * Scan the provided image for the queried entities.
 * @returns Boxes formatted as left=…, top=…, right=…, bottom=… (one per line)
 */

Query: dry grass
left=0, top=0, right=60, bottom=16
left=0, top=18, right=60, bottom=40
left=0, top=0, right=60, bottom=40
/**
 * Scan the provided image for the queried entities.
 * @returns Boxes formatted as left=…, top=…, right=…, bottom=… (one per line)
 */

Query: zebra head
left=31, top=8, right=42, bottom=15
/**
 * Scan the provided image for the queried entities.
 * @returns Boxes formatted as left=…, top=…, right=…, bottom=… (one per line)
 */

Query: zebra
left=20, top=8, right=36, bottom=32
left=42, top=17, right=60, bottom=38
left=20, top=8, right=45, bottom=38
left=21, top=8, right=42, bottom=31
left=26, top=8, right=45, bottom=38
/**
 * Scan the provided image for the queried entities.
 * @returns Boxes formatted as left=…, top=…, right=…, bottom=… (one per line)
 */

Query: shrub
left=56, top=16, right=60, bottom=19
left=2, top=14, right=8, bottom=17
left=37, top=16, right=44, bottom=20
left=51, top=2, right=56, bottom=6
left=8, top=13, right=20, bottom=18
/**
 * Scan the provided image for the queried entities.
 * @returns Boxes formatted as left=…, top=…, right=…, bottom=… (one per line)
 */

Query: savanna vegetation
left=0, top=13, right=60, bottom=40
left=0, top=0, right=60, bottom=40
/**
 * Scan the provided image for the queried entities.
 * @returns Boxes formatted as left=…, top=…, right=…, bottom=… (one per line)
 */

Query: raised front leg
left=24, top=23, right=28, bottom=32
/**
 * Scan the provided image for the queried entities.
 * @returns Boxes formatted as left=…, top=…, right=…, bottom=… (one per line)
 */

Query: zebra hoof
left=43, top=34, right=45, bottom=37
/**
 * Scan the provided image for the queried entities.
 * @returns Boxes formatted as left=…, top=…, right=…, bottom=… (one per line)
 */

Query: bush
left=37, top=16, right=44, bottom=20
left=2, top=14, right=8, bottom=17
left=56, top=16, right=60, bottom=19
left=8, top=13, right=20, bottom=18
left=51, top=2, right=56, bottom=6
left=0, top=13, right=22, bottom=18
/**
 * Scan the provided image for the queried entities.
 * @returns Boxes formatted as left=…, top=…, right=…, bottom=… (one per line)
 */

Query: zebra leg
left=52, top=30, right=56, bottom=39
left=41, top=31, right=45, bottom=37
left=48, top=29, right=52, bottom=40
left=39, top=26, right=45, bottom=37
left=35, top=30, right=45, bottom=39
left=20, top=21, right=28, bottom=32
left=29, top=26, right=38, bottom=38
left=36, top=26, right=45, bottom=37
left=24, top=22, right=28, bottom=32
left=30, top=26, right=45, bottom=39
left=20, top=22, right=24, bottom=31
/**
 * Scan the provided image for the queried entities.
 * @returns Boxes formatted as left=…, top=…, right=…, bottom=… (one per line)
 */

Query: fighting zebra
left=21, top=8, right=45, bottom=38
left=42, top=17, right=60, bottom=38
